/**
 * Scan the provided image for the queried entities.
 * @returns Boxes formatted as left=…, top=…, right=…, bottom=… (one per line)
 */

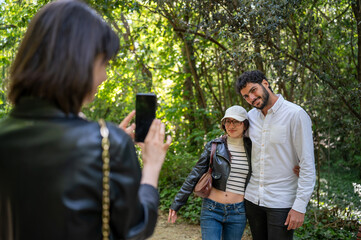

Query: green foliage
left=0, top=0, right=50, bottom=118
left=294, top=166, right=361, bottom=239
left=157, top=144, right=203, bottom=223
left=159, top=183, right=203, bottom=224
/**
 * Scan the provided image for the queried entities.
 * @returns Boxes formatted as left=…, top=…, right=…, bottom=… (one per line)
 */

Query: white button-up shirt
left=245, top=95, right=316, bottom=213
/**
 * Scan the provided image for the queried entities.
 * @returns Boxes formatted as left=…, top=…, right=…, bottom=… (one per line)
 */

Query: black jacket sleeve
left=107, top=123, right=159, bottom=240
left=169, top=141, right=212, bottom=212
left=126, top=184, right=159, bottom=240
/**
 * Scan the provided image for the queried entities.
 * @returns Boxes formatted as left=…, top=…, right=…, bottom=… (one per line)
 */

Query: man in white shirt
left=235, top=70, right=316, bottom=240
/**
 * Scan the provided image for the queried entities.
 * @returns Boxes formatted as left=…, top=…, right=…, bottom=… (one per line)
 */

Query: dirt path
left=148, top=211, right=252, bottom=240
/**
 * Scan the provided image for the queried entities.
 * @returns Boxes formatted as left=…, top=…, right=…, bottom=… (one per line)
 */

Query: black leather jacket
left=0, top=98, right=159, bottom=240
left=170, top=136, right=252, bottom=212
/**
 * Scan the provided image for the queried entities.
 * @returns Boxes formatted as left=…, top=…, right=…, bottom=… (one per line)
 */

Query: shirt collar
left=254, top=94, right=284, bottom=115
left=269, top=94, right=284, bottom=114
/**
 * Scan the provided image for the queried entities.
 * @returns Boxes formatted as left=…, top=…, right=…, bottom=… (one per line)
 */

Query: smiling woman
left=168, top=105, right=252, bottom=240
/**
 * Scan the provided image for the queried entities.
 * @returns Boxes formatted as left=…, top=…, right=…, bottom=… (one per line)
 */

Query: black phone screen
left=135, top=93, right=157, bottom=142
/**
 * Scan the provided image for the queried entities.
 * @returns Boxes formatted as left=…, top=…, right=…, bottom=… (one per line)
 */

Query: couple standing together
left=168, top=70, right=316, bottom=240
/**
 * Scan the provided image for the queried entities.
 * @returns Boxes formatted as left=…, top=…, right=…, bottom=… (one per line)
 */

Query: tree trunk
left=351, top=0, right=361, bottom=115
left=181, top=44, right=197, bottom=144
left=183, top=38, right=212, bottom=132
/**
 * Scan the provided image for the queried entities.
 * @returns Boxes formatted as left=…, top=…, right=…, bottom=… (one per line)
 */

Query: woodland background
left=1, top=0, right=361, bottom=239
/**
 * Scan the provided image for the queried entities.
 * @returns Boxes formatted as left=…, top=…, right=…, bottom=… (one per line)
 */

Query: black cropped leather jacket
left=170, top=136, right=252, bottom=212
left=0, top=97, right=159, bottom=240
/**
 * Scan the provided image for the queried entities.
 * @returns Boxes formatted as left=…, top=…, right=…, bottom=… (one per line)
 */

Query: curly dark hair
left=235, top=70, right=273, bottom=94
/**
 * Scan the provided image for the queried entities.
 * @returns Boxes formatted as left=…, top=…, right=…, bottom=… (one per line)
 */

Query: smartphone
left=135, top=93, right=157, bottom=142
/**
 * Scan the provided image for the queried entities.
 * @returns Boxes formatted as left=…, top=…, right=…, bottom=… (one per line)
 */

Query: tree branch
left=173, top=28, right=231, bottom=55
left=267, top=39, right=361, bottom=122
left=0, top=25, right=17, bottom=30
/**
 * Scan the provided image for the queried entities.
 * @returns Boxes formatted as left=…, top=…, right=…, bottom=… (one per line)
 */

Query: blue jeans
left=200, top=198, right=246, bottom=240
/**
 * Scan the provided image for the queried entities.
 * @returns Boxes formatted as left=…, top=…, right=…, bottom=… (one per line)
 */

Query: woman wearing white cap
left=168, top=105, right=251, bottom=240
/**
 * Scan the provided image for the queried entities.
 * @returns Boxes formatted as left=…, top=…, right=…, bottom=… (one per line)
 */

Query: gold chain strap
left=99, top=119, right=110, bottom=240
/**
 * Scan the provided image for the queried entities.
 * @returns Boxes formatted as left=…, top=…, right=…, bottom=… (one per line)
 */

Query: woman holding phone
left=0, top=1, right=171, bottom=239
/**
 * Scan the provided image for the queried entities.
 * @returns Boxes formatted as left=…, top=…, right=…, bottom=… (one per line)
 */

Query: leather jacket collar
left=10, top=97, right=78, bottom=119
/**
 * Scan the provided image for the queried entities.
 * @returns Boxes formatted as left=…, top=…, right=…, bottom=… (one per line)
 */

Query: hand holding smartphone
left=135, top=93, right=172, bottom=188
left=135, top=93, right=157, bottom=142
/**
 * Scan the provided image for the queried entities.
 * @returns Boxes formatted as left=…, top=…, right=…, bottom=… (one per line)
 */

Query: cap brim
left=221, top=115, right=246, bottom=122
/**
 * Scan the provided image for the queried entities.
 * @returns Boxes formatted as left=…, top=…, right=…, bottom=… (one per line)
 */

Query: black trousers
left=245, top=199, right=294, bottom=240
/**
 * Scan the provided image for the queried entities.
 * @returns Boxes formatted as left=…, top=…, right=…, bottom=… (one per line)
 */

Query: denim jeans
left=200, top=198, right=246, bottom=240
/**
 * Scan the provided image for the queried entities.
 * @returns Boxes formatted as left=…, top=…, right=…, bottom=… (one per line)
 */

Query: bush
left=295, top=166, right=360, bottom=239
left=158, top=140, right=207, bottom=224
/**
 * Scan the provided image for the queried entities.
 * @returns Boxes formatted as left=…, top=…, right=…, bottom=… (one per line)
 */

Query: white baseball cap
left=221, top=105, right=248, bottom=123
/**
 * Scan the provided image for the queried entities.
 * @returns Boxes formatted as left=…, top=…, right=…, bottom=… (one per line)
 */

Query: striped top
left=225, top=137, right=249, bottom=195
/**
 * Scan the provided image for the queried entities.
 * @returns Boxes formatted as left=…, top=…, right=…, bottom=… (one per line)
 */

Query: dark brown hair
left=8, top=0, right=119, bottom=114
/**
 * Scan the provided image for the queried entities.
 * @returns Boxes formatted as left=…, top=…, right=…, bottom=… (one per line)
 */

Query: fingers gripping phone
left=135, top=93, right=157, bottom=142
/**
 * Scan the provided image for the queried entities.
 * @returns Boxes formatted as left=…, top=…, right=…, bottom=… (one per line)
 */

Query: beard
left=252, top=85, right=270, bottom=110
